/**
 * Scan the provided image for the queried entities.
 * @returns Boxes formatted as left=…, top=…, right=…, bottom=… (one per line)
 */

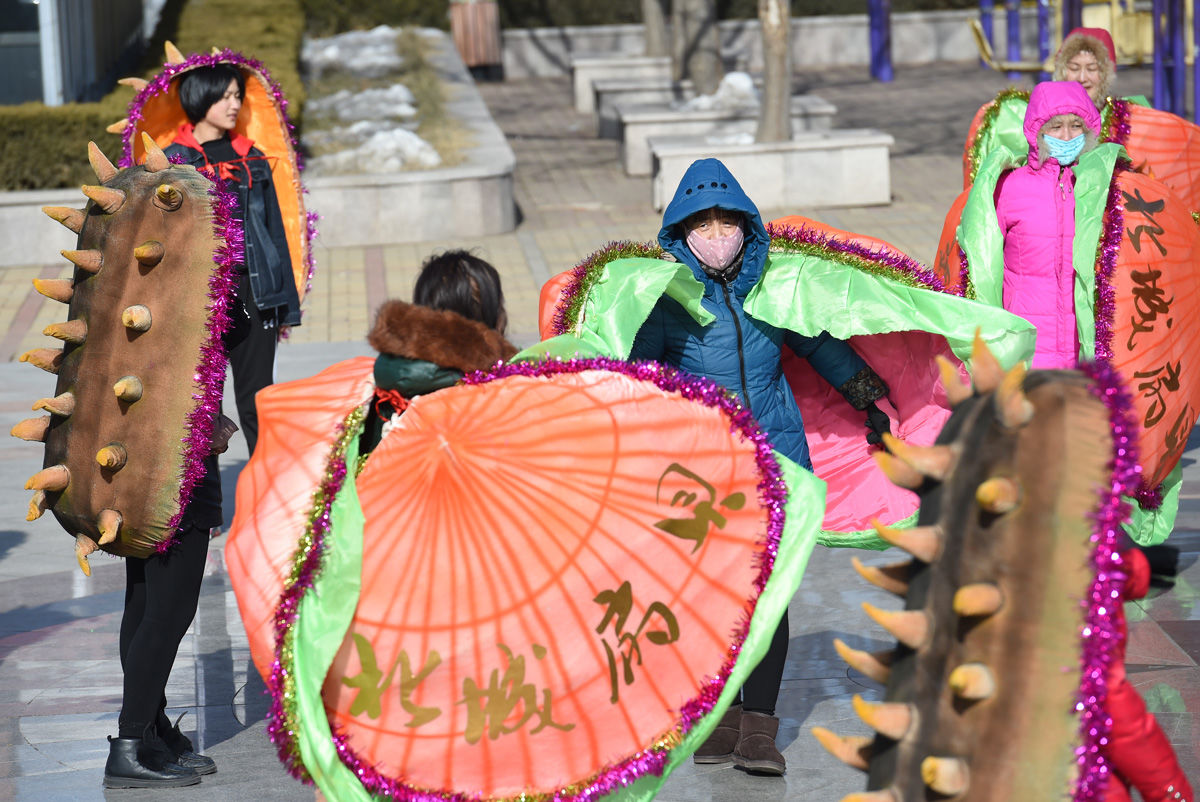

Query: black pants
left=741, top=610, right=788, bottom=716
left=228, top=273, right=277, bottom=456
left=117, top=525, right=209, bottom=737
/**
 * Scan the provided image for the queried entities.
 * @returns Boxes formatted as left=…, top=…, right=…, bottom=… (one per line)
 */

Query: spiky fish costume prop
left=815, top=340, right=1192, bottom=802
left=11, top=136, right=241, bottom=573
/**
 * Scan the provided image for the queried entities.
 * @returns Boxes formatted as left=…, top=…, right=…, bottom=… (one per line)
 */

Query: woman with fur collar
left=360, top=250, right=516, bottom=452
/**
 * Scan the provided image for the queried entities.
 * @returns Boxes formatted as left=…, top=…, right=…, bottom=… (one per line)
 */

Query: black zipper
left=719, top=279, right=751, bottom=408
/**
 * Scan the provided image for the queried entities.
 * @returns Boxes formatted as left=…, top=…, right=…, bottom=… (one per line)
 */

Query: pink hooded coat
left=994, top=81, right=1101, bottom=368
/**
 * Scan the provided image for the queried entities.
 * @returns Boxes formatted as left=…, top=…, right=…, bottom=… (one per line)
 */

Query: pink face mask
left=686, top=226, right=745, bottom=272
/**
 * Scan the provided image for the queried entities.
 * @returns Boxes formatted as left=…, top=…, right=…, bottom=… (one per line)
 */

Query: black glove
left=864, top=402, right=891, bottom=447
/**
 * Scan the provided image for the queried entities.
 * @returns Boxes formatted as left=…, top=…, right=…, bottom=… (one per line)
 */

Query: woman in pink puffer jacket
left=994, top=80, right=1101, bottom=369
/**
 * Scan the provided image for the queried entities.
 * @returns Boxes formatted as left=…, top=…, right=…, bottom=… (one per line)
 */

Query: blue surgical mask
left=1044, top=133, right=1086, bottom=165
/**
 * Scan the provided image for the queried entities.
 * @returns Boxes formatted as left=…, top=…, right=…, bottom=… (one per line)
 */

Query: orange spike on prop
left=134, top=240, right=165, bottom=266
left=863, top=603, right=930, bottom=649
left=976, top=477, right=1021, bottom=513
left=921, top=756, right=971, bottom=795
left=873, top=450, right=924, bottom=490
left=19, top=348, right=63, bottom=374
left=61, top=249, right=103, bottom=274
left=25, top=464, right=69, bottom=491
left=97, top=509, right=122, bottom=545
left=81, top=184, right=126, bottom=214
left=842, top=792, right=898, bottom=802
left=811, top=727, right=872, bottom=771
left=935, top=354, right=972, bottom=406
left=11, top=416, right=50, bottom=442
left=851, top=555, right=915, bottom=597
left=122, top=305, right=152, bottom=331
left=996, top=361, right=1034, bottom=428
left=32, top=278, right=74, bottom=303
left=949, top=662, right=997, bottom=700
left=833, top=638, right=894, bottom=684
left=141, top=132, right=169, bottom=172
left=881, top=434, right=958, bottom=482
left=26, top=490, right=47, bottom=521
left=96, top=443, right=128, bottom=470
left=154, top=184, right=183, bottom=211
left=87, top=141, right=118, bottom=183
left=105, top=118, right=129, bottom=135
left=164, top=40, right=185, bottom=64
left=870, top=519, right=942, bottom=563
left=75, top=534, right=97, bottom=576
left=41, top=205, right=85, bottom=234
left=113, top=376, right=143, bottom=403
left=953, top=583, right=1005, bottom=617
left=43, top=319, right=87, bottom=344
left=33, top=392, right=75, bottom=417
left=970, top=329, right=1005, bottom=393
left=118, top=76, right=148, bottom=91
left=852, top=694, right=914, bottom=740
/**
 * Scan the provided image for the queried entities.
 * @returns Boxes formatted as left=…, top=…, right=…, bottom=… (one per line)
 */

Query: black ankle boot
left=162, top=714, right=217, bottom=775
left=103, top=730, right=201, bottom=789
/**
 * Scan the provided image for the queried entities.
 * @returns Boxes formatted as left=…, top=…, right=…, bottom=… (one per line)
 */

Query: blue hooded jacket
left=629, top=159, right=869, bottom=470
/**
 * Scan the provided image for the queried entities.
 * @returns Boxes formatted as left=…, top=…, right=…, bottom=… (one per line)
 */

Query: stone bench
left=649, top=129, right=894, bottom=211
left=619, top=95, right=837, bottom=176
left=593, top=77, right=696, bottom=138
left=570, top=54, right=670, bottom=114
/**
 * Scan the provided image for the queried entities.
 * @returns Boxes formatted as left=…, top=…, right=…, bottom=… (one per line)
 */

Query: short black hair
left=177, top=64, right=245, bottom=124
left=413, top=250, right=505, bottom=330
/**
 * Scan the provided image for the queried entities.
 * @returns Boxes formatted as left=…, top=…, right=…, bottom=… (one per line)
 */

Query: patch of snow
left=306, top=85, right=418, bottom=122
left=306, top=127, right=441, bottom=175
left=677, top=71, right=759, bottom=111
left=302, top=25, right=404, bottom=79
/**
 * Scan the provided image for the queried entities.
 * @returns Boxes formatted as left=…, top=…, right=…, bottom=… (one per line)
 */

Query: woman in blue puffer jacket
left=630, top=158, right=891, bottom=775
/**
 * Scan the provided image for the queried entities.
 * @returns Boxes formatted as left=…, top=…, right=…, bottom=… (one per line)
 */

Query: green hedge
left=0, top=0, right=305, bottom=190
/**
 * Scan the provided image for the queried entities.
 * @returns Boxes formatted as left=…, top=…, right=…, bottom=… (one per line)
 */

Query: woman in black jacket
left=164, top=64, right=302, bottom=455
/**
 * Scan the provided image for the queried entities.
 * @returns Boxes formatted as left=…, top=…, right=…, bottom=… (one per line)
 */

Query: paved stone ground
left=0, top=60, right=1194, bottom=801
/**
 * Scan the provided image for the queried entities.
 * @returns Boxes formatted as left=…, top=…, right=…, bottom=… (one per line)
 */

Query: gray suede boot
left=693, top=704, right=742, bottom=764
left=732, top=711, right=785, bottom=775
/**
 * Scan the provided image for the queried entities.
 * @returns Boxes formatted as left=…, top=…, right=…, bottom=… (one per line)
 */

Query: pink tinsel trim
left=1092, top=160, right=1130, bottom=363
left=1105, top=98, right=1132, bottom=148
left=266, top=426, right=352, bottom=779
left=1076, top=360, right=1141, bottom=802
left=766, top=222, right=948, bottom=292
left=157, top=175, right=242, bottom=553
left=275, top=358, right=788, bottom=799
left=1133, top=482, right=1164, bottom=510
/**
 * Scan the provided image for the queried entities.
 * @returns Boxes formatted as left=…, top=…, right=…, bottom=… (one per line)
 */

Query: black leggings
left=118, top=525, right=209, bottom=737
left=740, top=610, right=789, bottom=716
left=228, top=273, right=278, bottom=456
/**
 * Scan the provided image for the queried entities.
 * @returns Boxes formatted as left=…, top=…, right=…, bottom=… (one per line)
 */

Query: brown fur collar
left=367, top=300, right=517, bottom=373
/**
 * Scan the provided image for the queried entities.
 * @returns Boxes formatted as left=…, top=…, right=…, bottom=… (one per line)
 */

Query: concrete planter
left=570, top=54, right=671, bottom=114
left=0, top=188, right=82, bottom=267
left=650, top=129, right=894, bottom=211
left=619, top=95, right=836, bottom=176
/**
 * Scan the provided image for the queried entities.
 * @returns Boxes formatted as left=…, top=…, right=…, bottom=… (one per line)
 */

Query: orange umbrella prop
left=229, top=357, right=817, bottom=800
left=225, top=356, right=375, bottom=682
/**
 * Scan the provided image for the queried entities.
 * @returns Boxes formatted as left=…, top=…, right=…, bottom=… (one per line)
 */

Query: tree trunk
left=756, top=0, right=792, bottom=142
left=671, top=0, right=722, bottom=95
left=642, top=0, right=670, bottom=58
